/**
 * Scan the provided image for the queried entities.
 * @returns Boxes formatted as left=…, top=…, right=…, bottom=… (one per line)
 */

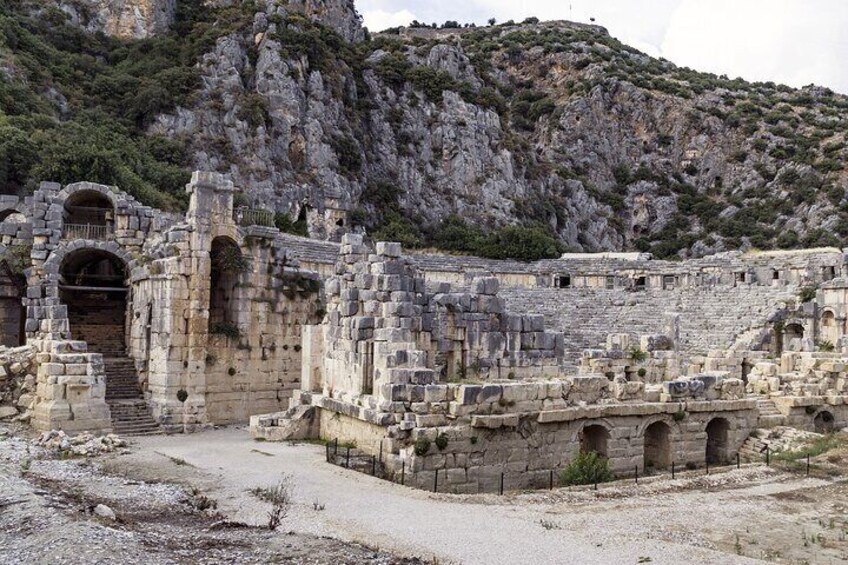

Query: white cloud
left=356, top=0, right=848, bottom=93
left=362, top=8, right=418, bottom=32
left=660, top=0, right=848, bottom=93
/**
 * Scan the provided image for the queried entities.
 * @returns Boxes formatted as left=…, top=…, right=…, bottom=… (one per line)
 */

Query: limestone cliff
left=4, top=1, right=848, bottom=258
left=58, top=0, right=176, bottom=38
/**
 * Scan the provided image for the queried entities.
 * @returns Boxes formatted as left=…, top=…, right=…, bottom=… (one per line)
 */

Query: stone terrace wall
left=251, top=235, right=845, bottom=295
left=501, top=284, right=795, bottom=365
left=396, top=402, right=757, bottom=493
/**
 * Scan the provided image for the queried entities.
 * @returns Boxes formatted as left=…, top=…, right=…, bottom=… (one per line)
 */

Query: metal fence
left=323, top=438, right=827, bottom=495
left=62, top=223, right=112, bottom=240
left=234, top=207, right=275, bottom=228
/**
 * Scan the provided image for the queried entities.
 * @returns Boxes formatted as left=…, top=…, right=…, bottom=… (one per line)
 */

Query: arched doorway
left=705, top=418, right=730, bottom=465
left=783, top=323, right=804, bottom=352
left=814, top=411, right=835, bottom=434
left=820, top=311, right=838, bottom=345
left=644, top=421, right=672, bottom=470
left=0, top=210, right=27, bottom=346
left=0, top=259, right=25, bottom=347
left=59, top=248, right=128, bottom=356
left=62, top=190, right=114, bottom=240
left=209, top=237, right=244, bottom=334
left=580, top=424, right=610, bottom=457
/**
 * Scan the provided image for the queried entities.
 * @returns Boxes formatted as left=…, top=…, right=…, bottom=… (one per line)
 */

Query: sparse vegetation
left=210, top=322, right=241, bottom=340
left=559, top=451, right=613, bottom=486
left=414, top=437, right=431, bottom=456
left=250, top=475, right=294, bottom=531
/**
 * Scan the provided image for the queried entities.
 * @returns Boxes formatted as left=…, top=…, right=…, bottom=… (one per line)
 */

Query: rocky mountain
left=2, top=0, right=848, bottom=259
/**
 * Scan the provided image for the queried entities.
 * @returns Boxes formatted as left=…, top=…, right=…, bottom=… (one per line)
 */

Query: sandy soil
left=94, top=426, right=848, bottom=565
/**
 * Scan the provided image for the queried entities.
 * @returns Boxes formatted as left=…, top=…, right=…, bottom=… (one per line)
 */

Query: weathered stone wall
left=0, top=345, right=37, bottom=421
left=31, top=340, right=111, bottom=434
left=128, top=172, right=323, bottom=431
left=309, top=236, right=567, bottom=412
left=392, top=403, right=757, bottom=493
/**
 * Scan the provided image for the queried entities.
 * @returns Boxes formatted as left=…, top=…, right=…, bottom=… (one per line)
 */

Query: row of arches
left=578, top=417, right=731, bottom=471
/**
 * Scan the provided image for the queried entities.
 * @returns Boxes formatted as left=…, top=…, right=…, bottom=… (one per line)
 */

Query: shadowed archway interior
left=59, top=248, right=128, bottom=356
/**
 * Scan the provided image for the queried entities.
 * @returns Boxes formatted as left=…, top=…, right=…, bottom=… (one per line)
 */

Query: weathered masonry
left=253, top=235, right=848, bottom=493
left=0, top=171, right=847, bottom=493
left=2, top=172, right=321, bottom=434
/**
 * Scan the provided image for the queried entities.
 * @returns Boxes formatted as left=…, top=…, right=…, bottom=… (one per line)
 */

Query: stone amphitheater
left=1, top=171, right=847, bottom=493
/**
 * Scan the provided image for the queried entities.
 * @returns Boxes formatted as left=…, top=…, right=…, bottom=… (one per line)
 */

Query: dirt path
left=0, top=428, right=426, bottom=564
left=104, top=427, right=848, bottom=565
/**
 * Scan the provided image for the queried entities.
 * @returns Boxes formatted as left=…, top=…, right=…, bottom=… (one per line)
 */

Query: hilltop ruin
left=0, top=172, right=846, bottom=492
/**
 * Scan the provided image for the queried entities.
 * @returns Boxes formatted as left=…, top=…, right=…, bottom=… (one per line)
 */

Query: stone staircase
left=67, top=313, right=160, bottom=436
left=102, top=355, right=160, bottom=436
left=756, top=398, right=786, bottom=428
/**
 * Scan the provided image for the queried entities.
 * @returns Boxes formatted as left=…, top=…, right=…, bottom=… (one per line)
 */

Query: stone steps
left=107, top=399, right=161, bottom=436
left=101, top=353, right=160, bottom=436
left=756, top=399, right=785, bottom=428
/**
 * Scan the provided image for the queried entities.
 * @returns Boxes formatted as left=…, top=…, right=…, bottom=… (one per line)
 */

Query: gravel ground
left=0, top=426, right=426, bottom=564
left=99, top=427, right=848, bottom=565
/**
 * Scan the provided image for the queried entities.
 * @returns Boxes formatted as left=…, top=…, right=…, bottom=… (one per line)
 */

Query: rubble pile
left=35, top=430, right=128, bottom=457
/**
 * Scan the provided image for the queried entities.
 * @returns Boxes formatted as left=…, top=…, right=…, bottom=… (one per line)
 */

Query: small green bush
left=414, top=437, right=431, bottom=456
left=816, top=340, right=835, bottom=352
left=274, top=212, right=309, bottom=237
left=211, top=245, right=249, bottom=273
left=798, top=286, right=817, bottom=303
left=637, top=367, right=647, bottom=378
left=559, top=452, right=613, bottom=486
left=672, top=409, right=687, bottom=422
left=434, top=433, right=449, bottom=451
left=628, top=347, right=647, bottom=362
left=211, top=322, right=241, bottom=339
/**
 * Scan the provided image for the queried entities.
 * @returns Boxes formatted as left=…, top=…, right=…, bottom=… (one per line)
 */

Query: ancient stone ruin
left=0, top=171, right=846, bottom=492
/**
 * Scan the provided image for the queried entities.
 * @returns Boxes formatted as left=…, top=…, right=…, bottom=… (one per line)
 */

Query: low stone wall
left=30, top=340, right=111, bottom=434
left=370, top=400, right=755, bottom=494
left=773, top=396, right=848, bottom=431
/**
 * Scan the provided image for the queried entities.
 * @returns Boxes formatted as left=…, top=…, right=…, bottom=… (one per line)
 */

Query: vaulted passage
left=644, top=421, right=672, bottom=470
left=60, top=248, right=158, bottom=434
left=59, top=248, right=128, bottom=356
left=782, top=323, right=804, bottom=353
left=814, top=411, right=835, bottom=434
left=0, top=267, right=24, bottom=347
left=705, top=418, right=730, bottom=465
left=580, top=424, right=610, bottom=457
left=0, top=212, right=26, bottom=346
left=209, top=237, right=243, bottom=333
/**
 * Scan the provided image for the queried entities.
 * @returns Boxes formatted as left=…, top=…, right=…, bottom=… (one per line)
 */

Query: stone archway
left=814, top=410, right=835, bottom=434
left=580, top=424, right=610, bottom=457
left=209, top=236, right=244, bottom=334
left=644, top=421, right=672, bottom=470
left=61, top=189, right=115, bottom=240
left=59, top=248, right=128, bottom=356
left=820, top=311, right=838, bottom=345
left=705, top=417, right=730, bottom=465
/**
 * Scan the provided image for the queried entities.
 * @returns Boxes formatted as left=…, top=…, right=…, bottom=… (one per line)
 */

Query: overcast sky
left=358, top=0, right=848, bottom=94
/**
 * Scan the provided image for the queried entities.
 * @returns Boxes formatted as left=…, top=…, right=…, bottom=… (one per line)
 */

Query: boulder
left=94, top=504, right=116, bottom=520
